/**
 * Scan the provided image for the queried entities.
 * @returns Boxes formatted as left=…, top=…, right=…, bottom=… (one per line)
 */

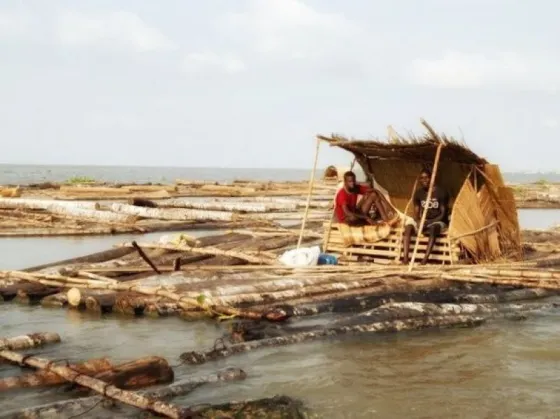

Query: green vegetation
left=534, top=178, right=549, bottom=186
left=65, top=176, right=97, bottom=185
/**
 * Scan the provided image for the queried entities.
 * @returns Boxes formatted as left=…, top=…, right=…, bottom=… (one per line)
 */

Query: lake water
left=0, top=166, right=559, bottom=417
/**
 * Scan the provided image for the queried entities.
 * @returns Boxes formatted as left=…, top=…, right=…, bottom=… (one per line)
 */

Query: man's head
left=343, top=171, right=357, bottom=191
left=419, top=168, right=432, bottom=189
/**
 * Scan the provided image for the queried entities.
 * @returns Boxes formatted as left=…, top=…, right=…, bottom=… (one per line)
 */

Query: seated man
left=335, top=171, right=397, bottom=226
left=403, top=168, right=449, bottom=265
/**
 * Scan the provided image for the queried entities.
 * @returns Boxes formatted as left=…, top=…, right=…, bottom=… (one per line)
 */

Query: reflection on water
left=0, top=210, right=559, bottom=417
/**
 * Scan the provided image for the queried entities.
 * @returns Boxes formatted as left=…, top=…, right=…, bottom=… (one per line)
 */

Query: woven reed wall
left=482, top=164, right=522, bottom=258
left=364, top=159, right=473, bottom=214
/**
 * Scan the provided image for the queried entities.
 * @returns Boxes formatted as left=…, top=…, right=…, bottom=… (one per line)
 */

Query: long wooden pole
left=297, top=137, right=321, bottom=249
left=408, top=142, right=444, bottom=272
left=0, top=350, right=192, bottom=419
left=394, top=177, right=419, bottom=262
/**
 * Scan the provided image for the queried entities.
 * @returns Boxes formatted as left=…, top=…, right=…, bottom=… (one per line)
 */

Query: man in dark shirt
left=402, top=168, right=449, bottom=265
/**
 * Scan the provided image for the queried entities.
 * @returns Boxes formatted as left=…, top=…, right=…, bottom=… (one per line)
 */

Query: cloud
left=222, top=0, right=362, bottom=61
left=408, top=51, right=560, bottom=91
left=183, top=51, right=245, bottom=74
left=55, top=11, right=177, bottom=52
left=0, top=8, right=31, bottom=38
left=541, top=118, right=558, bottom=129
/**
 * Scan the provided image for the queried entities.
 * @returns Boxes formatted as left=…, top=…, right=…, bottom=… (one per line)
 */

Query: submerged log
left=455, top=287, right=557, bottom=304
left=180, top=314, right=485, bottom=365
left=0, top=358, right=113, bottom=391
left=88, top=356, right=173, bottom=391
left=192, top=395, right=315, bottom=418
left=7, top=367, right=247, bottom=419
left=0, top=333, right=61, bottom=351
left=0, top=351, right=192, bottom=419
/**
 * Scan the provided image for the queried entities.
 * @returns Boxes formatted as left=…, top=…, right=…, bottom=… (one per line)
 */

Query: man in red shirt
left=335, top=171, right=394, bottom=226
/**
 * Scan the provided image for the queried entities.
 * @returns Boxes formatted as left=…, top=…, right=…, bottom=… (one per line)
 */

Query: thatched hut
left=317, top=124, right=522, bottom=265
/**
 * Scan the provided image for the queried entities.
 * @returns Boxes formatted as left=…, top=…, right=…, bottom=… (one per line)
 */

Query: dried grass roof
left=318, top=133, right=487, bottom=166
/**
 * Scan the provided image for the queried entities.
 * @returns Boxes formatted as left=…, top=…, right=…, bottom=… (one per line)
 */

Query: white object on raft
left=278, top=246, right=321, bottom=267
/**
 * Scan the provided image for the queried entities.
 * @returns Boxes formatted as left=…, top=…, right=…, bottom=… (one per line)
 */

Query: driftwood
left=158, top=200, right=299, bottom=213
left=0, top=350, right=192, bottom=419
left=0, top=333, right=61, bottom=351
left=6, top=368, right=247, bottom=419
left=0, top=358, right=113, bottom=391
left=180, top=314, right=484, bottom=365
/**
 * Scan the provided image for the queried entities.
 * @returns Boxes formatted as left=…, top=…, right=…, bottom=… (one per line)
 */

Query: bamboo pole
left=0, top=350, right=192, bottom=418
left=408, top=141, right=444, bottom=272
left=394, top=177, right=419, bottom=262
left=297, top=137, right=321, bottom=249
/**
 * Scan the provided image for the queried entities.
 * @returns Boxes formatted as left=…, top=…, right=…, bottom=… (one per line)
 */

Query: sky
left=0, top=0, right=558, bottom=171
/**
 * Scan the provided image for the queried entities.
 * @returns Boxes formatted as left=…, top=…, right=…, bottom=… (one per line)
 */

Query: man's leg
left=356, top=191, right=378, bottom=216
left=402, top=224, right=414, bottom=264
left=421, top=223, right=442, bottom=265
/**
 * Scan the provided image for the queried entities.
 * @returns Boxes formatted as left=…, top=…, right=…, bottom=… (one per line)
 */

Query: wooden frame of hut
left=313, top=121, right=522, bottom=266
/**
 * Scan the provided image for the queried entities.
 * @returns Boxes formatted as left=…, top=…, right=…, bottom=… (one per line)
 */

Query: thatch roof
left=318, top=134, right=487, bottom=166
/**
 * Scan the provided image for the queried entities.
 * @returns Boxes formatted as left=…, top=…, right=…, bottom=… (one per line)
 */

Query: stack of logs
left=0, top=179, right=336, bottom=237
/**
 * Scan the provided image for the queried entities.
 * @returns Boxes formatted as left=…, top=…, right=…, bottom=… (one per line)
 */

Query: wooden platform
left=323, top=222, right=461, bottom=265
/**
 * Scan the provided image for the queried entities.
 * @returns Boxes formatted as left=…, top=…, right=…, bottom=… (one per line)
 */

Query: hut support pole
left=407, top=142, right=444, bottom=272
left=323, top=157, right=356, bottom=252
left=297, top=137, right=321, bottom=249
left=394, top=177, right=418, bottom=262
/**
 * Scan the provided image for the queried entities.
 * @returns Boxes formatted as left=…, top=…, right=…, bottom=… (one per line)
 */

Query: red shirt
left=335, top=185, right=371, bottom=222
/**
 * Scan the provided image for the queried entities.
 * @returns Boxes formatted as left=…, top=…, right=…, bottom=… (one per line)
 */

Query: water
left=0, top=163, right=559, bottom=417
left=0, top=164, right=559, bottom=186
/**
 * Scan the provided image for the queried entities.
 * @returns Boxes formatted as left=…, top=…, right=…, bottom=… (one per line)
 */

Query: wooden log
left=88, top=356, right=173, bottom=391
left=107, top=203, right=236, bottom=222
left=0, top=333, right=61, bottom=351
left=23, top=247, right=135, bottom=272
left=0, top=358, right=113, bottom=391
left=334, top=301, right=557, bottom=327
left=0, top=199, right=136, bottom=224
left=14, top=284, right=63, bottom=305
left=0, top=351, right=192, bottom=419
left=162, top=200, right=300, bottom=213
left=8, top=271, right=279, bottom=321
left=5, top=368, right=247, bottom=419
left=180, top=314, right=485, bottom=365
left=455, top=288, right=557, bottom=304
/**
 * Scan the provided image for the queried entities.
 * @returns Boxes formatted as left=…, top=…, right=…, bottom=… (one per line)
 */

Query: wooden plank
left=326, top=236, right=458, bottom=254
left=325, top=245, right=458, bottom=263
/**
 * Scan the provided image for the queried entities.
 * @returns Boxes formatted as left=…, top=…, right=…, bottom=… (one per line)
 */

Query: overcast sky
left=0, top=0, right=558, bottom=171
